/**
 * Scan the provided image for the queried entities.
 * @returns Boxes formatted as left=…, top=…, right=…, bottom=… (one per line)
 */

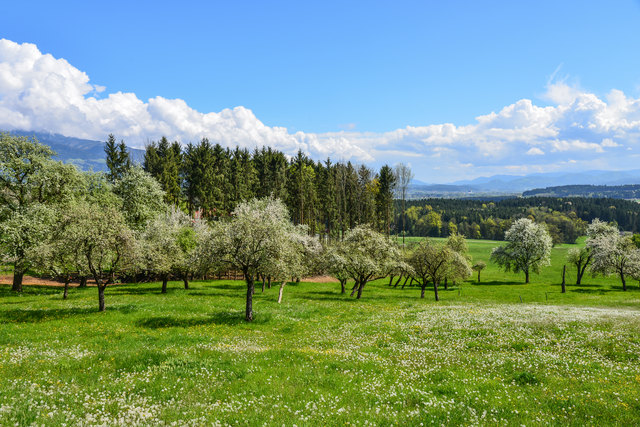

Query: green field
left=1, top=239, right=640, bottom=425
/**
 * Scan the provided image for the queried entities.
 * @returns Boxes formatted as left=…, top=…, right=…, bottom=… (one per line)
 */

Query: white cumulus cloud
left=2, top=38, right=640, bottom=182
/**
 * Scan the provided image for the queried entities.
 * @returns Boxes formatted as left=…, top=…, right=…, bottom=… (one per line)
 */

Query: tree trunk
left=98, top=285, right=106, bottom=312
left=576, top=264, right=584, bottom=285
left=420, top=283, right=426, bottom=298
left=409, top=277, right=414, bottom=287
left=561, top=265, right=566, bottom=294
left=340, top=278, right=346, bottom=294
left=277, top=282, right=285, bottom=303
left=444, top=277, right=448, bottom=290
left=78, top=276, right=87, bottom=288
left=402, top=196, right=406, bottom=248
left=356, top=281, right=366, bottom=299
left=245, top=274, right=255, bottom=321
left=12, top=267, right=24, bottom=292
left=350, top=280, right=359, bottom=297
left=477, top=271, right=481, bottom=283
left=161, top=275, right=168, bottom=294
left=525, top=270, right=530, bottom=284
left=434, top=281, right=440, bottom=302
left=621, top=271, right=627, bottom=291
left=388, top=275, right=394, bottom=286
left=63, top=276, right=70, bottom=300
left=267, top=276, right=272, bottom=289
left=183, top=274, right=189, bottom=290
left=394, top=275, right=403, bottom=288
left=262, top=275, right=266, bottom=293
left=402, top=276, right=410, bottom=289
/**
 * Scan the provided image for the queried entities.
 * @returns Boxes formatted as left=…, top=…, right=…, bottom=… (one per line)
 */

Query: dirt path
left=301, top=275, right=339, bottom=283
left=0, top=275, right=99, bottom=287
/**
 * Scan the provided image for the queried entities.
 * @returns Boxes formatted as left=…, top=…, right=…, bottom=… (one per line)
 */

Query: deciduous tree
left=66, top=203, right=134, bottom=311
left=211, top=197, right=298, bottom=321
left=588, top=229, right=640, bottom=291
left=491, top=218, right=552, bottom=283
left=331, top=225, right=401, bottom=299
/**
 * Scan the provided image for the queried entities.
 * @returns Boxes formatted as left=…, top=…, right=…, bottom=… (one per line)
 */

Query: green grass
left=1, top=239, right=640, bottom=425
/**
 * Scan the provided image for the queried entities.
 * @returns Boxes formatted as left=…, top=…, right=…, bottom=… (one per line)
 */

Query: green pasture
left=1, top=238, right=639, bottom=425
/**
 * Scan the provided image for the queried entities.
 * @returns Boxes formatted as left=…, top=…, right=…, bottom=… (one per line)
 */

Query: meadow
left=1, top=239, right=640, bottom=425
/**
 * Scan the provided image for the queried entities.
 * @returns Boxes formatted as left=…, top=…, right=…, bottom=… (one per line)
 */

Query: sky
left=1, top=0, right=640, bottom=182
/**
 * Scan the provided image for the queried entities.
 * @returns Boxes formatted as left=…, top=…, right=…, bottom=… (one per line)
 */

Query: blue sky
left=2, top=1, right=640, bottom=181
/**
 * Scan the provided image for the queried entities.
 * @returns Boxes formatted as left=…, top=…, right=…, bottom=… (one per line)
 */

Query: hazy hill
left=523, top=184, right=640, bottom=199
left=7, top=130, right=144, bottom=171
left=449, top=170, right=640, bottom=192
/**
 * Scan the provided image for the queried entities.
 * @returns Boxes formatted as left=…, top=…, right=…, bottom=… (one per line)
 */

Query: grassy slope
left=1, top=239, right=640, bottom=425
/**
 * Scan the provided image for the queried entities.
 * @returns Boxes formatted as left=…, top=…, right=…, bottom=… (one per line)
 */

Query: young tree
left=472, top=261, right=486, bottom=283
left=211, top=197, right=297, bottom=321
left=66, top=203, right=134, bottom=311
left=332, top=225, right=401, bottom=299
left=490, top=218, right=552, bottom=283
left=408, top=239, right=469, bottom=301
left=266, top=225, right=321, bottom=304
left=568, top=219, right=619, bottom=285
left=174, top=220, right=200, bottom=289
left=567, top=248, right=591, bottom=286
left=139, top=209, right=180, bottom=293
left=323, top=247, right=351, bottom=294
left=588, top=231, right=640, bottom=291
left=443, top=233, right=472, bottom=289
left=190, top=218, right=219, bottom=280
left=394, top=163, right=414, bottom=248
left=140, top=207, right=199, bottom=292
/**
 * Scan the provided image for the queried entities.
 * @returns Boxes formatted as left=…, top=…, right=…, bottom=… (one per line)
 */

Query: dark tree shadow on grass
left=110, top=287, right=186, bottom=296
left=570, top=288, right=612, bottom=295
left=0, top=285, right=62, bottom=297
left=469, top=280, right=528, bottom=286
left=187, top=291, right=237, bottom=298
left=207, top=283, right=245, bottom=291
left=569, top=283, right=640, bottom=294
left=136, top=311, right=271, bottom=328
left=0, top=304, right=138, bottom=323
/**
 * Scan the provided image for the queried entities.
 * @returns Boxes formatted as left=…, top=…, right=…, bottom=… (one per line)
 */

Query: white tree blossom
left=588, top=228, right=640, bottom=291
left=491, top=218, right=552, bottom=283
left=331, top=225, right=403, bottom=299
left=211, top=197, right=308, bottom=321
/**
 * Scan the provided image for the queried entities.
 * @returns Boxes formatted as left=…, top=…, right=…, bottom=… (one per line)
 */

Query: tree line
left=134, top=135, right=400, bottom=238
left=394, top=197, right=640, bottom=243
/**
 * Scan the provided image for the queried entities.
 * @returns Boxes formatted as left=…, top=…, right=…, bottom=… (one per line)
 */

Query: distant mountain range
left=7, top=130, right=640, bottom=197
left=523, top=184, right=640, bottom=199
left=9, top=130, right=145, bottom=171
left=409, top=170, right=640, bottom=197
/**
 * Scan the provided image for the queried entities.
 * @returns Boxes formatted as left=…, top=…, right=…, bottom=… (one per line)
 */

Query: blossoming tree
left=490, top=218, right=552, bottom=283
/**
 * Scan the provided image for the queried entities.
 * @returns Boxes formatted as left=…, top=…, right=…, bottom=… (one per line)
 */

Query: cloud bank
left=1, top=38, right=640, bottom=181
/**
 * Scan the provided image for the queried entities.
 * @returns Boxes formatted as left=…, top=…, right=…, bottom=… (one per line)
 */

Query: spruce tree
left=104, top=134, right=131, bottom=182
left=376, top=165, right=396, bottom=237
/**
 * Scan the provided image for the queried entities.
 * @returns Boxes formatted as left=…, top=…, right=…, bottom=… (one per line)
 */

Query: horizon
left=2, top=1, right=640, bottom=182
